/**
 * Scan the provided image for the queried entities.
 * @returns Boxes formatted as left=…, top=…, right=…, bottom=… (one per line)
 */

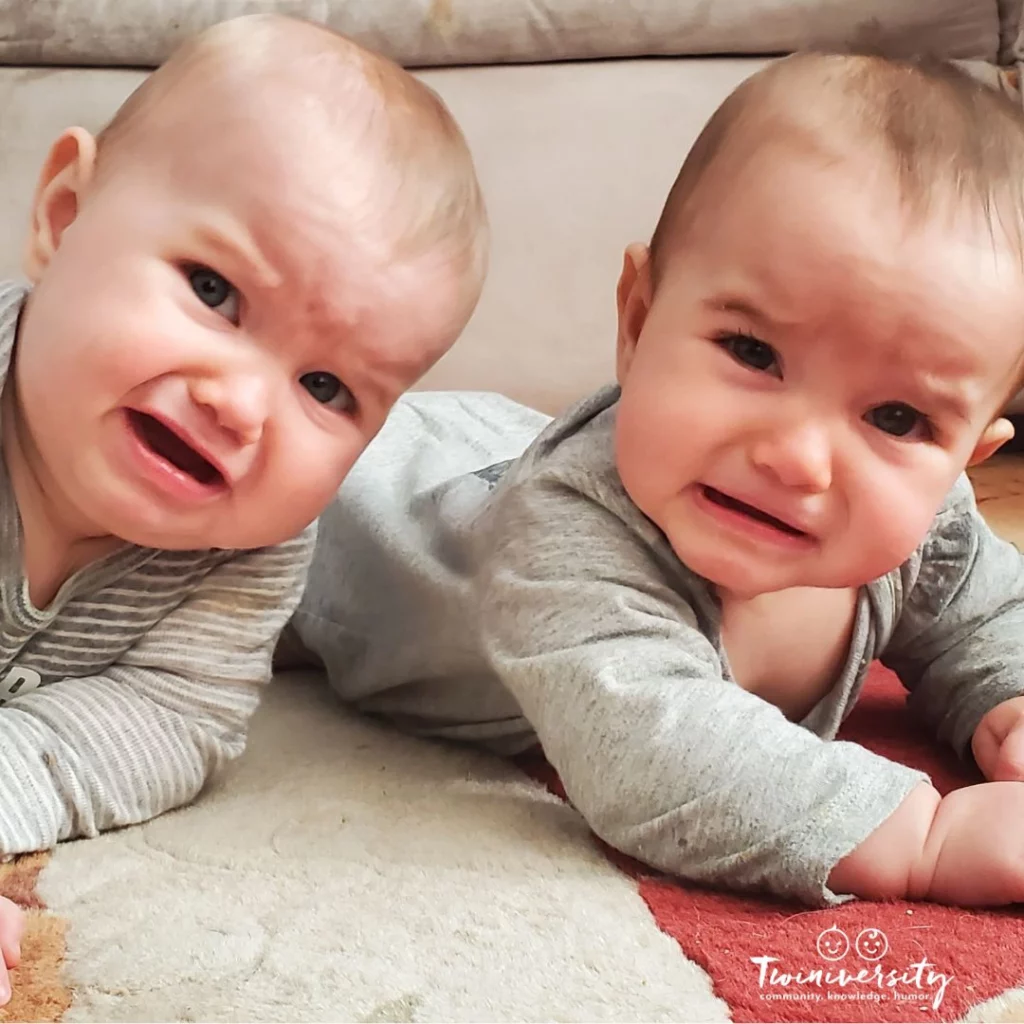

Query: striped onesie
left=0, top=282, right=315, bottom=853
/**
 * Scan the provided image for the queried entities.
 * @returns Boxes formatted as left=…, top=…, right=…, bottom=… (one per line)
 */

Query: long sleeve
left=0, top=525, right=315, bottom=853
left=475, top=473, right=926, bottom=906
left=882, top=474, right=1024, bottom=760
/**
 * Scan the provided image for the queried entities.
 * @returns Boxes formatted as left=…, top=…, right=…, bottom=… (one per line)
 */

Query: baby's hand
left=0, top=895, right=23, bottom=1005
left=972, top=696, right=1024, bottom=782
left=831, top=780, right=1024, bottom=905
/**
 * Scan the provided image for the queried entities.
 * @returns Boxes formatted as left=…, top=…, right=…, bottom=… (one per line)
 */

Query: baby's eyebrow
left=191, top=218, right=283, bottom=291
left=703, top=293, right=786, bottom=330
left=706, top=294, right=981, bottom=420
left=903, top=382, right=972, bottom=423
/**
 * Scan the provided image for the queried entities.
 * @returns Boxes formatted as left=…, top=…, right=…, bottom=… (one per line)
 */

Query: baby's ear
left=23, top=127, right=97, bottom=281
left=615, top=243, right=652, bottom=384
left=968, top=416, right=1015, bottom=466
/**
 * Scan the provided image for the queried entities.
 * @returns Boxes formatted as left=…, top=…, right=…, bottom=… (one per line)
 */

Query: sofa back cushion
left=0, top=0, right=1006, bottom=69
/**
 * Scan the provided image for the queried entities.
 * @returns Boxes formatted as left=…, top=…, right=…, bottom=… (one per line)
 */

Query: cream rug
left=38, top=671, right=727, bottom=1022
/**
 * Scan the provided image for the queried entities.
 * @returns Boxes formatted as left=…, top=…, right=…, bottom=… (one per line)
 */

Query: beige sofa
left=3, top=1, right=1024, bottom=416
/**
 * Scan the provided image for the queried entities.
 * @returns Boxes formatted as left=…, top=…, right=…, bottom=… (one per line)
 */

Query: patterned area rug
left=9, top=670, right=1024, bottom=1023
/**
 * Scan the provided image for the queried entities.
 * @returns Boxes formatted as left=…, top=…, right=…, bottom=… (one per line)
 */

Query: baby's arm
left=882, top=474, right=1024, bottom=765
left=816, top=474, right=1024, bottom=903
left=477, top=478, right=927, bottom=906
left=480, top=476, right=1024, bottom=906
left=0, top=525, right=315, bottom=854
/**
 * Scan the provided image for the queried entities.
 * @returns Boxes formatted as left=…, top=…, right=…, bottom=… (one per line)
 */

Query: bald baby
left=0, top=16, right=490, bottom=1002
left=18, top=12, right=489, bottom=559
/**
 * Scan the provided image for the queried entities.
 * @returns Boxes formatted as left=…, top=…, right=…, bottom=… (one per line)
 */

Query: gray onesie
left=290, top=385, right=1024, bottom=905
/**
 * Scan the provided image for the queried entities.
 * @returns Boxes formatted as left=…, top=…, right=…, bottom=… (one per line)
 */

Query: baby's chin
left=676, top=547, right=885, bottom=598
left=99, top=509, right=310, bottom=553
left=77, top=469, right=320, bottom=551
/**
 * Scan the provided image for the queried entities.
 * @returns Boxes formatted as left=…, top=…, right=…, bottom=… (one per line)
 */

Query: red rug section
left=518, top=664, right=1024, bottom=1022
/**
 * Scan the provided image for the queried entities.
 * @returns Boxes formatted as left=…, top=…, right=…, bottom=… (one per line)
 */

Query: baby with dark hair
left=291, top=52, right=1024, bottom=910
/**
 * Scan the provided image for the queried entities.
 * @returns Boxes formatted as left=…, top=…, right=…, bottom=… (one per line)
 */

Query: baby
left=288, top=52, right=1024, bottom=910
left=0, top=12, right=486, bottom=1002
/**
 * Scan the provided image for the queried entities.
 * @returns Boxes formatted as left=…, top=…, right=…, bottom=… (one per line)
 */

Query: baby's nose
left=752, top=419, right=833, bottom=493
left=191, top=374, right=269, bottom=447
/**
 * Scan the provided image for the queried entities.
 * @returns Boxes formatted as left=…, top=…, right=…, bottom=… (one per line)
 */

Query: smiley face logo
left=855, top=928, right=889, bottom=961
left=815, top=925, right=850, bottom=961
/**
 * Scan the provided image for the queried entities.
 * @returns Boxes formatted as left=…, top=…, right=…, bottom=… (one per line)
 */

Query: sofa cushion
left=0, top=0, right=1004, bottom=69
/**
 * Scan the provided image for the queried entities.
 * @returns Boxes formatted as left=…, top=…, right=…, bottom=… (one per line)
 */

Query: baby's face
left=15, top=113, right=463, bottom=551
left=615, top=150, right=1024, bottom=598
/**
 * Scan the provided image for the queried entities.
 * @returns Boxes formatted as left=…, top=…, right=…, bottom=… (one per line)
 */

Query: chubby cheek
left=14, top=330, right=93, bottom=436
left=615, top=406, right=676, bottom=522
left=849, top=475, right=947, bottom=579
left=257, top=429, right=366, bottom=535
left=22, top=276, right=170, bottom=403
left=615, top=382, right=718, bottom=512
left=18, top=342, right=129, bottom=440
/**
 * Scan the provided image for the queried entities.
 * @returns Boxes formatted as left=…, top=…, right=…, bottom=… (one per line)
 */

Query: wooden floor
left=969, top=453, right=1024, bottom=548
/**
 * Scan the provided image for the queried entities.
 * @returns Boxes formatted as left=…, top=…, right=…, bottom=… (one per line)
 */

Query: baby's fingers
left=982, top=721, right=1024, bottom=782
left=0, top=959, right=12, bottom=1006
left=0, top=898, right=23, bottom=971
left=0, top=897, right=25, bottom=1006
left=973, top=716, right=1004, bottom=780
left=973, top=702, right=1024, bottom=781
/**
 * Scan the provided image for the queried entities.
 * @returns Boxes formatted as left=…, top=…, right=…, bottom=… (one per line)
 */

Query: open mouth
left=127, top=411, right=224, bottom=487
left=702, top=486, right=806, bottom=537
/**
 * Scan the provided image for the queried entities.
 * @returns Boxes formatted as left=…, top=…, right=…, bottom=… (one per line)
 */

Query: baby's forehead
left=105, top=64, right=387, bottom=226
left=674, top=154, right=1021, bottom=319
left=98, top=23, right=388, bottom=174
left=693, top=128, right=1014, bottom=258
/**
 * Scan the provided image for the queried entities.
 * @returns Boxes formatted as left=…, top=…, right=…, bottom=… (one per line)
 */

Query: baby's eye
left=300, top=371, right=355, bottom=413
left=866, top=402, right=932, bottom=440
left=187, top=265, right=240, bottom=324
left=716, top=333, right=780, bottom=376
